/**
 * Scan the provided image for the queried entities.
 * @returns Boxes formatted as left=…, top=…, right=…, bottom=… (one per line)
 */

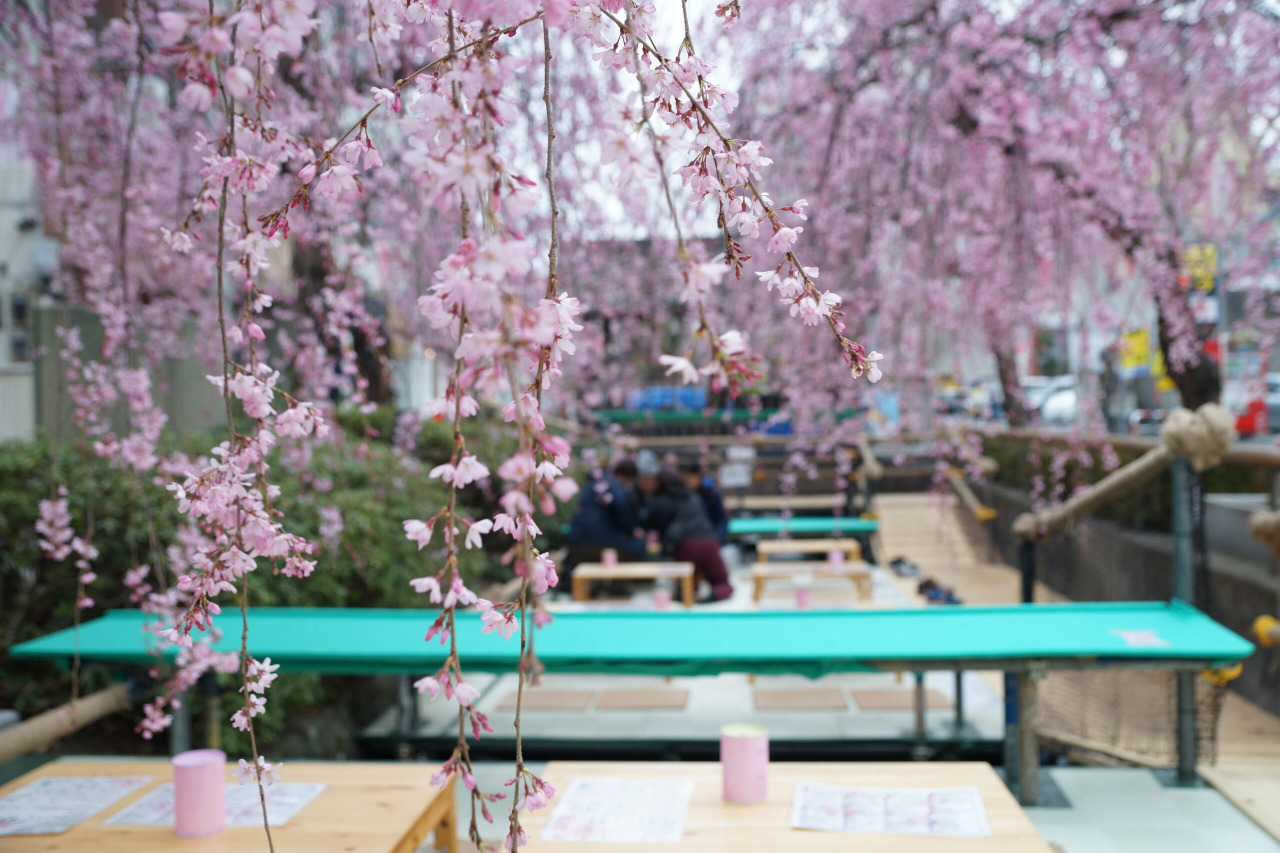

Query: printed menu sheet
left=0, top=775, right=152, bottom=836
left=790, top=781, right=992, bottom=838
left=540, top=777, right=695, bottom=844
left=105, top=782, right=326, bottom=828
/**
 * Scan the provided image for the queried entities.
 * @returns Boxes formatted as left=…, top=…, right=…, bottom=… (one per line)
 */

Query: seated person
left=639, top=467, right=734, bottom=603
left=563, top=459, right=646, bottom=575
left=682, top=459, right=729, bottom=545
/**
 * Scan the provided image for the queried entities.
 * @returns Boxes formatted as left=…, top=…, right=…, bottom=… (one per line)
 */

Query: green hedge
left=0, top=409, right=574, bottom=755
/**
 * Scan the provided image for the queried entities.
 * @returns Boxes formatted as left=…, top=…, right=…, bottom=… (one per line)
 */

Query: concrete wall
left=0, top=366, right=35, bottom=441
left=0, top=143, right=47, bottom=442
left=33, top=307, right=224, bottom=444
left=983, top=480, right=1280, bottom=718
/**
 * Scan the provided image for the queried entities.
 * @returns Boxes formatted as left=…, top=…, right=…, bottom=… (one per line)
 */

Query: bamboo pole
left=0, top=683, right=130, bottom=764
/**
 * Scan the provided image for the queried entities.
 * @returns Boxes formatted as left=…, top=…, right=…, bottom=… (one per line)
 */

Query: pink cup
left=721, top=724, right=769, bottom=803
left=795, top=586, right=812, bottom=609
left=601, top=548, right=619, bottom=566
left=653, top=588, right=672, bottom=610
left=827, top=549, right=845, bottom=568
left=173, top=748, right=227, bottom=837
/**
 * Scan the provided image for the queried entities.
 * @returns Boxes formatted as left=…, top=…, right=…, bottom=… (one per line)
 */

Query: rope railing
left=1012, top=404, right=1236, bottom=543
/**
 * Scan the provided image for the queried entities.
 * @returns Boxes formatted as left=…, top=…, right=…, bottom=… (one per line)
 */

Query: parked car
left=1039, top=386, right=1078, bottom=425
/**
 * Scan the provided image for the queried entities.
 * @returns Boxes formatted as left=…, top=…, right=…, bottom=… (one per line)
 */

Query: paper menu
left=0, top=775, right=153, bottom=836
left=104, top=782, right=326, bottom=827
left=790, top=782, right=992, bottom=837
left=540, top=777, right=696, bottom=844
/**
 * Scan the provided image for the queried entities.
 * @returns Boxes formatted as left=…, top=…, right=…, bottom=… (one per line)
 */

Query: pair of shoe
left=889, top=557, right=921, bottom=577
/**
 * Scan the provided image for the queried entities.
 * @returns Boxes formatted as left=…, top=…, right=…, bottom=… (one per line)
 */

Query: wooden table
left=571, top=562, right=696, bottom=607
left=520, top=761, right=1053, bottom=851
left=756, top=537, right=862, bottom=562
left=0, top=759, right=457, bottom=853
left=751, top=561, right=873, bottom=602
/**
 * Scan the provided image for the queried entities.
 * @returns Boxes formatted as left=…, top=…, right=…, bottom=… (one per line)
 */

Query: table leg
left=1176, top=671, right=1198, bottom=785
left=396, top=674, right=417, bottom=738
left=572, top=575, right=589, bottom=602
left=953, top=671, right=965, bottom=737
left=439, top=775, right=459, bottom=853
left=1017, top=672, right=1039, bottom=806
left=753, top=576, right=764, bottom=602
left=1003, top=671, right=1019, bottom=800
left=170, top=689, right=191, bottom=756
left=396, top=774, right=457, bottom=853
left=682, top=574, right=695, bottom=607
left=914, top=672, right=925, bottom=739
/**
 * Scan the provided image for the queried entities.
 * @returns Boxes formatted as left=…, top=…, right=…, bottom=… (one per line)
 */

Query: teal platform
left=10, top=601, right=1250, bottom=677
left=728, top=516, right=879, bottom=537
left=11, top=602, right=1250, bottom=806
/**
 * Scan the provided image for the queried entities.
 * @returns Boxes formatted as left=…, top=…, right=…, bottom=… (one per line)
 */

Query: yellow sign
left=1184, top=244, right=1217, bottom=292
left=1119, top=330, right=1151, bottom=373
left=1152, top=348, right=1177, bottom=393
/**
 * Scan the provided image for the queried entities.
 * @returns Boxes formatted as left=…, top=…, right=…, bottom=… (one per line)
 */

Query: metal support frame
left=1170, top=459, right=1198, bottom=785
left=953, top=670, right=965, bottom=736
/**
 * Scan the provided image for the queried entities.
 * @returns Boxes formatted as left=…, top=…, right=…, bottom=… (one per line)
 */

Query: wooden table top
left=757, top=537, right=861, bottom=555
left=520, top=761, right=1053, bottom=852
left=750, top=561, right=871, bottom=577
left=0, top=759, right=448, bottom=853
left=574, top=562, right=694, bottom=580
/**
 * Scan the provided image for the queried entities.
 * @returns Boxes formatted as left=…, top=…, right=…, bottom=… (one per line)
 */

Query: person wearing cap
left=638, top=468, right=734, bottom=603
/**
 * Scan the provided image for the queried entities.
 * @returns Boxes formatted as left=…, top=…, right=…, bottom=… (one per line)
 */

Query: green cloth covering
left=9, top=601, right=1251, bottom=678
left=728, top=516, right=879, bottom=536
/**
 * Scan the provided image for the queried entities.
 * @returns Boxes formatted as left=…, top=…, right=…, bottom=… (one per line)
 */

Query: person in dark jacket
left=682, top=459, right=728, bottom=545
left=563, top=459, right=645, bottom=575
left=640, top=469, right=733, bottom=602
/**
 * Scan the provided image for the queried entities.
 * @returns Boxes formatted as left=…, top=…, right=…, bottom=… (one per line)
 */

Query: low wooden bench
left=751, top=560, right=873, bottom=602
left=571, top=562, right=696, bottom=607
left=732, top=493, right=845, bottom=512
left=756, top=537, right=862, bottom=562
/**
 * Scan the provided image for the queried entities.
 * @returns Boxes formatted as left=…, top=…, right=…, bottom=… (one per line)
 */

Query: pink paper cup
left=653, top=588, right=672, bottom=610
left=721, top=724, right=769, bottom=803
left=795, top=587, right=812, bottom=609
left=827, top=549, right=845, bottom=568
left=173, top=748, right=227, bottom=837
left=601, top=548, right=619, bottom=566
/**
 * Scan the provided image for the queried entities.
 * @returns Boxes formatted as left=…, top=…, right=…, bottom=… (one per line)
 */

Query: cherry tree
left=722, top=0, right=1280, bottom=423
left=2, top=1, right=880, bottom=849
